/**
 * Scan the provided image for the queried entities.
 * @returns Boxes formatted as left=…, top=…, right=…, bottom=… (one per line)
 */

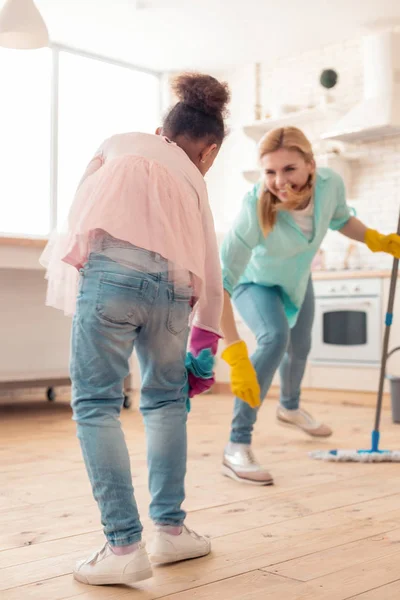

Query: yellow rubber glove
left=365, top=229, right=400, bottom=259
left=221, top=340, right=261, bottom=409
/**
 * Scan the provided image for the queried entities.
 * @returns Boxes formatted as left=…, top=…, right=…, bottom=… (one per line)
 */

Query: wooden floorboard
left=1, top=393, right=400, bottom=599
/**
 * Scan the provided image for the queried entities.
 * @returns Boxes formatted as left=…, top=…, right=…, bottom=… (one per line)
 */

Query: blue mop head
left=309, top=430, right=400, bottom=461
left=309, top=449, right=400, bottom=462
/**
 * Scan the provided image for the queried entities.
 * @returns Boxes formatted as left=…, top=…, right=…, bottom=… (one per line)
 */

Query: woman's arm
left=220, top=290, right=241, bottom=346
left=219, top=186, right=263, bottom=347
left=339, top=216, right=367, bottom=243
left=217, top=188, right=263, bottom=408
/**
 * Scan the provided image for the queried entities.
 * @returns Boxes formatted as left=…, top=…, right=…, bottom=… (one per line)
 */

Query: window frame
left=0, top=43, right=162, bottom=242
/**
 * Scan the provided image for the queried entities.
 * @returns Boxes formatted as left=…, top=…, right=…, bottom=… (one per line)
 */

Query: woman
left=219, top=126, right=400, bottom=486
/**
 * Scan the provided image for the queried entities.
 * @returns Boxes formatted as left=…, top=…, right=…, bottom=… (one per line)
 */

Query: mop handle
left=374, top=212, right=400, bottom=432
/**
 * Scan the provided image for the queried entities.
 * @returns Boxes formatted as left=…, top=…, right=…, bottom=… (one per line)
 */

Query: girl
left=219, top=126, right=400, bottom=486
left=41, top=73, right=231, bottom=586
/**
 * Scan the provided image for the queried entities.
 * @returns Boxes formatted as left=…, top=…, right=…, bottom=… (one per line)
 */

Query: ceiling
left=9, top=0, right=400, bottom=71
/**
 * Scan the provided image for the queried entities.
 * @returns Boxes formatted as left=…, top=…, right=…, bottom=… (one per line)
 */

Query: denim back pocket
left=96, top=271, right=149, bottom=325
left=167, top=286, right=192, bottom=335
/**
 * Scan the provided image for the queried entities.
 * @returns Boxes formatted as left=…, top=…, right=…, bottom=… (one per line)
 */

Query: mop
left=310, top=212, right=400, bottom=462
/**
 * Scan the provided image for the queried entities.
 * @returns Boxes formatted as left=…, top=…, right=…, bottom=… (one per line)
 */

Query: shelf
left=243, top=105, right=344, bottom=142
left=312, top=270, right=395, bottom=281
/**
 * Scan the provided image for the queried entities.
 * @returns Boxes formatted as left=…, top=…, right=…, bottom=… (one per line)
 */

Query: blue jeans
left=230, top=279, right=315, bottom=445
left=70, top=250, right=192, bottom=546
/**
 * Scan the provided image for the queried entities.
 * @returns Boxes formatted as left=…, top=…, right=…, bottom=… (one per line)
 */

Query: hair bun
left=172, top=72, right=230, bottom=118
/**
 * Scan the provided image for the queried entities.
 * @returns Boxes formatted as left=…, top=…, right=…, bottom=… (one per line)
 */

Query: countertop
left=0, top=238, right=395, bottom=280
left=0, top=236, right=47, bottom=248
left=312, top=269, right=394, bottom=280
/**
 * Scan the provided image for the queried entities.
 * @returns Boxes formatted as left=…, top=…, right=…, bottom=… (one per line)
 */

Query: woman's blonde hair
left=257, top=126, right=315, bottom=236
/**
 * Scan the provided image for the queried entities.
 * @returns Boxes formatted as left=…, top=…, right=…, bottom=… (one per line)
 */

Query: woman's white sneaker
left=277, top=406, right=333, bottom=437
left=148, top=525, right=211, bottom=564
left=73, top=542, right=153, bottom=586
left=222, top=442, right=274, bottom=485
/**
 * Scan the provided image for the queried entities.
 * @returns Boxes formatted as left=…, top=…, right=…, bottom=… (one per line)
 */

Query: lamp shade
left=0, top=0, right=49, bottom=49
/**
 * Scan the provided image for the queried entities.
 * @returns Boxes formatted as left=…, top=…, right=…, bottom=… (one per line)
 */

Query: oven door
left=310, top=296, right=381, bottom=364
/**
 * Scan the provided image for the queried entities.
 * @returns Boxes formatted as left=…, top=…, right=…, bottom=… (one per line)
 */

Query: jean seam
left=166, top=287, right=192, bottom=335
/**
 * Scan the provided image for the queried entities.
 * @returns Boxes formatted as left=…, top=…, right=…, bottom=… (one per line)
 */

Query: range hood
left=322, top=30, right=400, bottom=143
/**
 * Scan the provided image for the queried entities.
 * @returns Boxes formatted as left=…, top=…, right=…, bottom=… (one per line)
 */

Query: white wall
left=205, top=65, right=257, bottom=232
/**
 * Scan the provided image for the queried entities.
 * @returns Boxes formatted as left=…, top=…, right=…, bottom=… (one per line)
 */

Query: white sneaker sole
left=150, top=545, right=211, bottom=565
left=277, top=417, right=333, bottom=438
left=73, top=565, right=153, bottom=586
left=221, top=464, right=274, bottom=486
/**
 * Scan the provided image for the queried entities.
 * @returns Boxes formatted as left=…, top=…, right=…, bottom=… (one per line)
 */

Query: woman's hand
left=365, top=229, right=400, bottom=259
left=221, top=340, right=261, bottom=409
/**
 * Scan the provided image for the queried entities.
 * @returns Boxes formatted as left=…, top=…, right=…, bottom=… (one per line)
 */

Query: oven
left=310, top=278, right=382, bottom=366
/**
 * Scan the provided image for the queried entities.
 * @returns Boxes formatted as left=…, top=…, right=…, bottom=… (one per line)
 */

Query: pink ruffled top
left=40, top=132, right=223, bottom=334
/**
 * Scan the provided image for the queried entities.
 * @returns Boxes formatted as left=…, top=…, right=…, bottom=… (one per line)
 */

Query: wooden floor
left=1, top=392, right=400, bottom=599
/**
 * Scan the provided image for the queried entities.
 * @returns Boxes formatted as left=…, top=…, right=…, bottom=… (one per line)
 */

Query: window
left=57, top=52, right=160, bottom=225
left=0, top=47, right=161, bottom=237
left=0, top=48, right=52, bottom=236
